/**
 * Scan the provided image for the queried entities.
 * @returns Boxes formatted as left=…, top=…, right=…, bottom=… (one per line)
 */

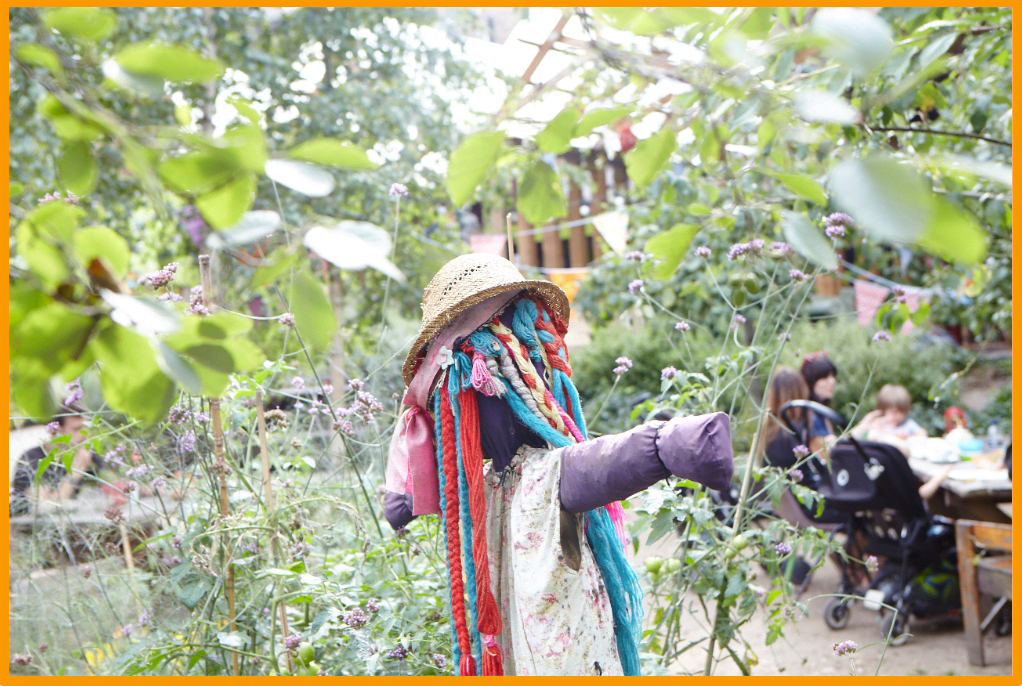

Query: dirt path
left=628, top=524, right=1012, bottom=676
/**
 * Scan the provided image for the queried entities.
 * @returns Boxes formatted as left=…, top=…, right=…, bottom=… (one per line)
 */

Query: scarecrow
left=385, top=254, right=734, bottom=676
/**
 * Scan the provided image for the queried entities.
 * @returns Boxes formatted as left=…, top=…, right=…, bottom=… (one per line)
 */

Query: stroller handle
left=777, top=399, right=848, bottom=434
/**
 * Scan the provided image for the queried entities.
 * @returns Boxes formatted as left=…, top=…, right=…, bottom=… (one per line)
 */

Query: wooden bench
left=955, top=519, right=1012, bottom=666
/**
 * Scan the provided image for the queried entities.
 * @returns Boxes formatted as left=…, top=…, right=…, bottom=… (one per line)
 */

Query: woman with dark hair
left=800, top=351, right=838, bottom=454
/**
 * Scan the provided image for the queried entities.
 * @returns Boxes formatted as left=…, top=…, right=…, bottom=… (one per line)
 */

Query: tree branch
left=867, top=125, right=1011, bottom=148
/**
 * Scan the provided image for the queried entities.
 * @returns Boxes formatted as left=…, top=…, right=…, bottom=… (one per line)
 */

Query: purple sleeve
left=384, top=491, right=416, bottom=530
left=559, top=412, right=734, bottom=513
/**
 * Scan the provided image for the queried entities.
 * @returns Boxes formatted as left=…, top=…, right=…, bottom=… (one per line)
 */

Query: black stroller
left=778, top=400, right=961, bottom=645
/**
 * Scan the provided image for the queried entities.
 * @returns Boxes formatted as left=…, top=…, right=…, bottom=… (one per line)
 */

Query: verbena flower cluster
left=613, top=356, right=633, bottom=376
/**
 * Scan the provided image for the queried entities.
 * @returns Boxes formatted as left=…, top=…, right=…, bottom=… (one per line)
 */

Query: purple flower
left=624, top=250, right=644, bottom=262
left=262, top=607, right=271, bottom=618
left=675, top=321, right=691, bottom=331
left=11, top=653, right=32, bottom=667
left=661, top=366, right=678, bottom=380
left=121, top=624, right=133, bottom=637
left=872, top=331, right=891, bottom=343
left=833, top=640, right=858, bottom=656
left=749, top=239, right=765, bottom=252
left=37, top=191, right=61, bottom=205
left=389, top=183, right=408, bottom=197
left=778, top=332, right=792, bottom=342
left=46, top=421, right=61, bottom=435
left=157, top=292, right=183, bottom=302
left=291, top=376, right=305, bottom=389
left=825, top=212, right=853, bottom=228
left=64, top=192, right=79, bottom=205
left=789, top=269, right=807, bottom=282
left=180, top=430, right=197, bottom=453
left=38, top=643, right=48, bottom=654
left=334, top=420, right=355, bottom=436
left=284, top=633, right=302, bottom=652
left=366, top=599, right=380, bottom=614
left=140, top=263, right=179, bottom=290
left=727, top=242, right=749, bottom=260
left=613, top=356, right=633, bottom=376
left=347, top=378, right=364, bottom=391
left=628, top=279, right=644, bottom=295
left=695, top=246, right=712, bottom=258
left=789, top=468, right=803, bottom=482
left=774, top=542, right=792, bottom=555
left=138, top=607, right=154, bottom=627
left=387, top=645, right=409, bottom=661
left=825, top=224, right=846, bottom=239
left=731, top=313, right=747, bottom=330
left=432, top=653, right=447, bottom=669
left=279, top=313, right=296, bottom=327
left=181, top=205, right=209, bottom=247
left=793, top=444, right=810, bottom=458
left=187, top=285, right=209, bottom=316
left=172, top=535, right=183, bottom=548
left=322, top=383, right=334, bottom=396
left=866, top=555, right=879, bottom=573
left=194, top=412, right=209, bottom=424
left=151, top=476, right=166, bottom=489
left=343, top=607, right=369, bottom=629
left=81, top=565, right=92, bottom=579
left=770, top=242, right=793, bottom=254
left=169, top=555, right=181, bottom=566
left=317, top=669, right=327, bottom=676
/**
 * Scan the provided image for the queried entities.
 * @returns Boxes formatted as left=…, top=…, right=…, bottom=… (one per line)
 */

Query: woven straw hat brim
left=401, top=279, right=569, bottom=386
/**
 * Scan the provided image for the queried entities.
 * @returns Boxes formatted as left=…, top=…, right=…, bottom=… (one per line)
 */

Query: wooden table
left=909, top=457, right=1012, bottom=523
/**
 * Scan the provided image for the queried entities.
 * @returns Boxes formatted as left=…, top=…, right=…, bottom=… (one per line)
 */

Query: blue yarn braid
left=433, top=387, right=461, bottom=671
left=449, top=354, right=483, bottom=668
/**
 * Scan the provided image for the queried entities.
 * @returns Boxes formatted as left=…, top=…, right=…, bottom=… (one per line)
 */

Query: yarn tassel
left=482, top=635, right=504, bottom=676
left=606, top=501, right=628, bottom=546
left=459, top=654, right=477, bottom=677
left=470, top=351, right=501, bottom=396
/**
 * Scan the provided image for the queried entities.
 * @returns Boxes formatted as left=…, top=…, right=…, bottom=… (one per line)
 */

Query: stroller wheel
left=824, top=597, right=851, bottom=630
left=995, top=601, right=1011, bottom=637
left=880, top=612, right=909, bottom=646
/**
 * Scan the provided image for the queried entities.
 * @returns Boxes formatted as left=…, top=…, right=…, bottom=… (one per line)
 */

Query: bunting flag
left=469, top=234, right=508, bottom=256
left=853, top=279, right=929, bottom=333
left=547, top=268, right=588, bottom=305
left=590, top=210, right=629, bottom=255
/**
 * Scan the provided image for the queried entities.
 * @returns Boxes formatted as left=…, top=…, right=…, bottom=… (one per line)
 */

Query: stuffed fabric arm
left=559, top=412, right=734, bottom=514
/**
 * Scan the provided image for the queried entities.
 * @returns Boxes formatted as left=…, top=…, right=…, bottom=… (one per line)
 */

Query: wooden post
left=567, top=181, right=587, bottom=268
left=516, top=211, right=539, bottom=267
left=588, top=157, right=608, bottom=261
left=541, top=220, right=565, bottom=270
left=198, top=255, right=240, bottom=678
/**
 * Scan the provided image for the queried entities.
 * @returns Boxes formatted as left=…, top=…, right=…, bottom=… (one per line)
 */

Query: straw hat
left=401, top=253, right=570, bottom=385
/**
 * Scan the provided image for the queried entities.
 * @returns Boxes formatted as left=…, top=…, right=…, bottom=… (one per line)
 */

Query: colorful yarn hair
left=431, top=295, right=643, bottom=676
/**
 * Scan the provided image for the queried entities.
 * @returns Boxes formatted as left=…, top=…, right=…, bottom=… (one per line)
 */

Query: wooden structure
left=954, top=519, right=1012, bottom=666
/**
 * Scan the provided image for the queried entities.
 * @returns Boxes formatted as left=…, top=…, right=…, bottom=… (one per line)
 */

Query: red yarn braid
left=439, top=384, right=475, bottom=675
left=457, top=387, right=504, bottom=675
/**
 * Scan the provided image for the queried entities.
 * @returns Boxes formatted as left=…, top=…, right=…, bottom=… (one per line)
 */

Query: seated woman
left=800, top=352, right=839, bottom=455
left=10, top=405, right=104, bottom=515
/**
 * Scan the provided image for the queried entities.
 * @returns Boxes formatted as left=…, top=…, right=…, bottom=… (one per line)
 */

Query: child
left=852, top=384, right=927, bottom=442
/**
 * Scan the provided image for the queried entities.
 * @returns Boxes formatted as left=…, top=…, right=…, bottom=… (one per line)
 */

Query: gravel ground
left=628, top=522, right=1012, bottom=676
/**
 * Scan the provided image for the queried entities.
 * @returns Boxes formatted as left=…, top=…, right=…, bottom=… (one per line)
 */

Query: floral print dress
left=483, top=446, right=622, bottom=676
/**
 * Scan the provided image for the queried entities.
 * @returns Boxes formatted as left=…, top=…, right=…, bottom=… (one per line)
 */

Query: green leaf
left=11, top=302, right=93, bottom=373
left=517, top=159, right=567, bottom=226
left=154, top=342, right=202, bottom=395
left=625, top=128, right=677, bottom=188
left=811, top=8, right=893, bottom=79
left=917, top=198, right=986, bottom=265
left=828, top=156, right=933, bottom=243
left=174, top=103, right=192, bottom=127
left=918, top=32, right=959, bottom=69
left=180, top=343, right=235, bottom=374
left=781, top=211, right=838, bottom=270
left=27, top=200, right=85, bottom=241
left=72, top=226, right=130, bottom=277
left=101, top=290, right=181, bottom=337
left=36, top=97, right=104, bottom=142
left=204, top=210, right=282, bottom=250
left=58, top=141, right=98, bottom=196
left=264, top=159, right=335, bottom=197
left=287, top=138, right=375, bottom=170
left=535, top=107, right=581, bottom=154
left=15, top=223, right=69, bottom=289
left=101, top=59, right=165, bottom=97
left=290, top=268, right=337, bottom=352
left=115, top=43, right=225, bottom=83
left=221, top=125, right=268, bottom=173
left=686, top=203, right=711, bottom=216
left=159, top=151, right=245, bottom=196
left=739, top=7, right=775, bottom=40
left=761, top=170, right=828, bottom=205
left=594, top=8, right=643, bottom=30
left=10, top=181, right=25, bottom=198
left=794, top=91, right=859, bottom=125
left=926, top=155, right=1011, bottom=189
left=250, top=248, right=301, bottom=290
left=227, top=96, right=260, bottom=125
left=765, top=620, right=784, bottom=646
left=574, top=107, right=633, bottom=138
left=446, top=130, right=504, bottom=207
left=15, top=43, right=63, bottom=78
left=303, top=220, right=404, bottom=282
left=91, top=323, right=176, bottom=423
left=654, top=7, right=720, bottom=29
left=646, top=223, right=700, bottom=279
left=195, top=174, right=256, bottom=230
left=43, top=8, right=117, bottom=42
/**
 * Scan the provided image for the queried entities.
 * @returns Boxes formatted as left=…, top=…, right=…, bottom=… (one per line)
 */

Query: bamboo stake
left=198, top=255, right=239, bottom=677
left=256, top=391, right=292, bottom=671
